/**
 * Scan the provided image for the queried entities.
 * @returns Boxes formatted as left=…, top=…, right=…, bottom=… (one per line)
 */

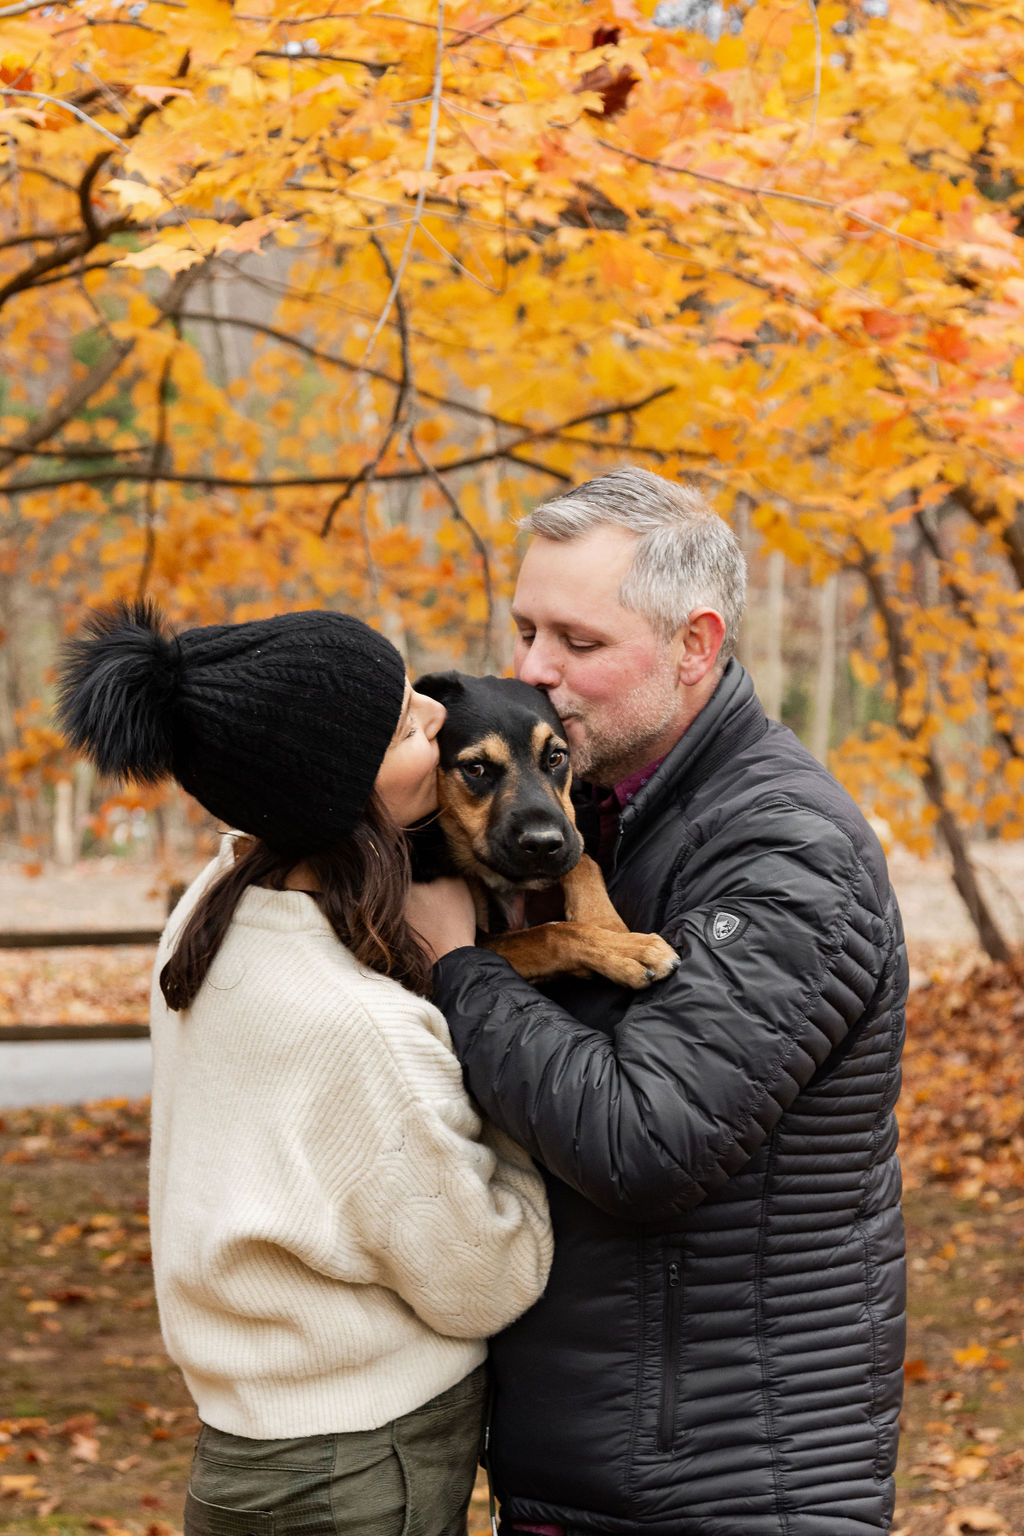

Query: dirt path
left=0, top=854, right=206, bottom=935
left=885, top=839, right=1024, bottom=973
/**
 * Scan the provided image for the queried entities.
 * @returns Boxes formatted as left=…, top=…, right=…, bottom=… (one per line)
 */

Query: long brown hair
left=159, top=796, right=432, bottom=1011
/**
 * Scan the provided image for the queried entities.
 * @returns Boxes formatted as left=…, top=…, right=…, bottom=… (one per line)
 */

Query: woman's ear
left=675, top=608, right=727, bottom=687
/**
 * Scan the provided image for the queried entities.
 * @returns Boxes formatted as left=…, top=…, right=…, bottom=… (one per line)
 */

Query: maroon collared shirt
left=592, top=755, right=667, bottom=868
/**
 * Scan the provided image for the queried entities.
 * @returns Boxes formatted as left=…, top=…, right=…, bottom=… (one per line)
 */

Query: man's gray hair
left=521, top=466, right=747, bottom=667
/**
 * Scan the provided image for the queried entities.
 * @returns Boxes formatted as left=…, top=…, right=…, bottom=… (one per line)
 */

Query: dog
left=410, top=671, right=679, bottom=990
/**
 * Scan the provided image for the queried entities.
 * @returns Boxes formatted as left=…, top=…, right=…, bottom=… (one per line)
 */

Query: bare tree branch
left=321, top=234, right=415, bottom=539
left=0, top=339, right=136, bottom=476
left=410, top=427, right=501, bottom=659
left=176, top=309, right=677, bottom=444
left=594, top=136, right=943, bottom=255
left=914, top=506, right=1023, bottom=758
left=254, top=50, right=389, bottom=76
left=2, top=89, right=127, bottom=147
left=137, top=348, right=175, bottom=601
left=0, top=449, right=566, bottom=499
left=0, top=228, right=79, bottom=251
left=79, top=148, right=114, bottom=243
left=948, top=484, right=1024, bottom=590
left=25, top=257, right=122, bottom=290
left=0, top=217, right=137, bottom=312
left=0, top=442, right=149, bottom=459
left=0, top=373, right=675, bottom=499
left=376, top=228, right=498, bottom=662
left=0, top=0, right=66, bottom=14
left=347, top=0, right=446, bottom=381
left=0, top=263, right=205, bottom=477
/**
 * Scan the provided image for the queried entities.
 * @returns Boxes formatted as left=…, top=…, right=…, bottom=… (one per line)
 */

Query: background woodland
left=2, top=5, right=1024, bottom=1533
left=1, top=0, right=1023, bottom=941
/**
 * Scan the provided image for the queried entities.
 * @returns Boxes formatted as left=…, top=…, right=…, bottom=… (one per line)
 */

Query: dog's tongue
left=503, top=892, right=527, bottom=932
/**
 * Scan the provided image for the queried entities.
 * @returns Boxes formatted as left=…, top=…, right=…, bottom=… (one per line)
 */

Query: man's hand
left=405, top=876, right=477, bottom=963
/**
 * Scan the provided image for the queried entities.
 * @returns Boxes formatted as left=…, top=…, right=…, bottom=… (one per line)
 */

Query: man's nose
left=517, top=639, right=560, bottom=690
left=426, top=700, right=446, bottom=739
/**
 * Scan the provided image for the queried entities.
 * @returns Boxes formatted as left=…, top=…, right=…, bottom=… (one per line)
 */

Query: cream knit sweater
left=148, top=847, right=552, bottom=1439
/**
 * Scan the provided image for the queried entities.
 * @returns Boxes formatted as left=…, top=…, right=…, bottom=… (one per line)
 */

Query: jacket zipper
left=657, top=1250, right=683, bottom=1453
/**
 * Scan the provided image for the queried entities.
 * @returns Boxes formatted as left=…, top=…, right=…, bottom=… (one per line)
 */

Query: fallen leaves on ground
left=895, top=955, right=1024, bottom=1536
left=899, top=956, right=1024, bottom=1202
left=1, top=953, right=1023, bottom=1534
left=1, top=1098, right=150, bottom=1162
left=0, top=947, right=153, bottom=1027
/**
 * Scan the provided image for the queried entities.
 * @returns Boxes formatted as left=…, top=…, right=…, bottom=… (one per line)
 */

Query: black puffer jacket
left=433, top=662, right=908, bottom=1535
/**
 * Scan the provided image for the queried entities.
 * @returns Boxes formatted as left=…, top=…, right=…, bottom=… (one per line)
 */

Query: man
left=425, top=466, right=908, bottom=1535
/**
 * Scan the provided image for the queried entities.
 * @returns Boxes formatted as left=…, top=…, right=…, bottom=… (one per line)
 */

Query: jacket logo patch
left=706, top=909, right=747, bottom=947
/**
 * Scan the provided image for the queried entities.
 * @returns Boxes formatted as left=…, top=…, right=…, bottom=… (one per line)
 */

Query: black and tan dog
left=411, top=671, right=679, bottom=990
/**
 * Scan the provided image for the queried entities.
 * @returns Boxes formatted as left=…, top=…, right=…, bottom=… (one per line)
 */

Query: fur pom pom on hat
left=57, top=600, right=408, bottom=857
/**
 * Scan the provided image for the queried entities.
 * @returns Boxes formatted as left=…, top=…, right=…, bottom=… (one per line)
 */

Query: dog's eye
left=462, top=761, right=488, bottom=779
left=547, top=749, right=568, bottom=770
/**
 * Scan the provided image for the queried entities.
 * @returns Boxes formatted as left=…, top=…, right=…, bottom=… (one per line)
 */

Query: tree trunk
left=357, top=374, right=409, bottom=657
left=760, top=548, right=785, bottom=721
left=810, top=573, right=837, bottom=765
left=922, top=758, right=1011, bottom=962
left=859, top=553, right=1012, bottom=961
left=53, top=777, right=75, bottom=866
left=731, top=493, right=752, bottom=675
left=476, top=387, right=509, bottom=674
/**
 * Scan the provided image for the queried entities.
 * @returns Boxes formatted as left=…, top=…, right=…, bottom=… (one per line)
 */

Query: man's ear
left=675, top=609, right=727, bottom=687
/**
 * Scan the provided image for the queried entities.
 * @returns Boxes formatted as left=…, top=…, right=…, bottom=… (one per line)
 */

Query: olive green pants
left=183, top=1365, right=487, bottom=1536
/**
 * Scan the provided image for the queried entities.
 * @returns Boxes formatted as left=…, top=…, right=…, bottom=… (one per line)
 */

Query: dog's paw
left=486, top=922, right=679, bottom=987
left=642, top=933, right=681, bottom=981
left=601, top=932, right=680, bottom=989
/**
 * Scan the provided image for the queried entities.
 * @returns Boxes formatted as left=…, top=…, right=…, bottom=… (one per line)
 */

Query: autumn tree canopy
left=1, top=0, right=1023, bottom=952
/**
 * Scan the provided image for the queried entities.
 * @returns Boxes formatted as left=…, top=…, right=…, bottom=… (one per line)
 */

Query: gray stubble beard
left=561, top=670, right=683, bottom=788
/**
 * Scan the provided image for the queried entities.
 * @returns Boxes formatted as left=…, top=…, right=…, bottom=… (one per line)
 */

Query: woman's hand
left=405, top=876, right=477, bottom=964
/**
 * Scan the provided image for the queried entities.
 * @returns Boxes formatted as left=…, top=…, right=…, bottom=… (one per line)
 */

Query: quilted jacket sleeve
left=433, top=799, right=896, bottom=1221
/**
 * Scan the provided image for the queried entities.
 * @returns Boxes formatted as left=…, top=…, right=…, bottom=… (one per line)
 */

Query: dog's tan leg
left=561, top=854, right=628, bottom=931
left=485, top=922, right=679, bottom=990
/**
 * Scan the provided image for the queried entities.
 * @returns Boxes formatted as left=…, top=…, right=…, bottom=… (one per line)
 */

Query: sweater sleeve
left=433, top=801, right=896, bottom=1222
left=317, top=984, right=552, bottom=1340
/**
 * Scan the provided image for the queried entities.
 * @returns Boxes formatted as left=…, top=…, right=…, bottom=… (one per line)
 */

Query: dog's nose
left=517, top=827, right=566, bottom=857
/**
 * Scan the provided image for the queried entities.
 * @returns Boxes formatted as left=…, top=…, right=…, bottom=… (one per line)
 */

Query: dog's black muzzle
left=486, top=811, right=583, bottom=888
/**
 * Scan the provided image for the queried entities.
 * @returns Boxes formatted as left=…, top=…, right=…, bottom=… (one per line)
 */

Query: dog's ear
left=413, top=669, right=466, bottom=706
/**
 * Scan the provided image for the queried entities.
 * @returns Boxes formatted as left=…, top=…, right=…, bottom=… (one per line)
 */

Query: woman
left=57, top=600, right=552, bottom=1536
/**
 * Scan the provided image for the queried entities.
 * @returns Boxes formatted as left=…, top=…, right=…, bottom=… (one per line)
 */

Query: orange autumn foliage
left=0, top=0, right=1022, bottom=948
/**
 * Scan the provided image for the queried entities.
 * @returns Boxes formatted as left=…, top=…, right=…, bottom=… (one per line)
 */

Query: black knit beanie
left=56, top=600, right=408, bottom=857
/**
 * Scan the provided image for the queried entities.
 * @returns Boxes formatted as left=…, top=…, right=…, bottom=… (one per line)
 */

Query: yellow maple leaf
left=952, top=1342, right=990, bottom=1369
left=105, top=177, right=166, bottom=216
left=114, top=243, right=205, bottom=275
